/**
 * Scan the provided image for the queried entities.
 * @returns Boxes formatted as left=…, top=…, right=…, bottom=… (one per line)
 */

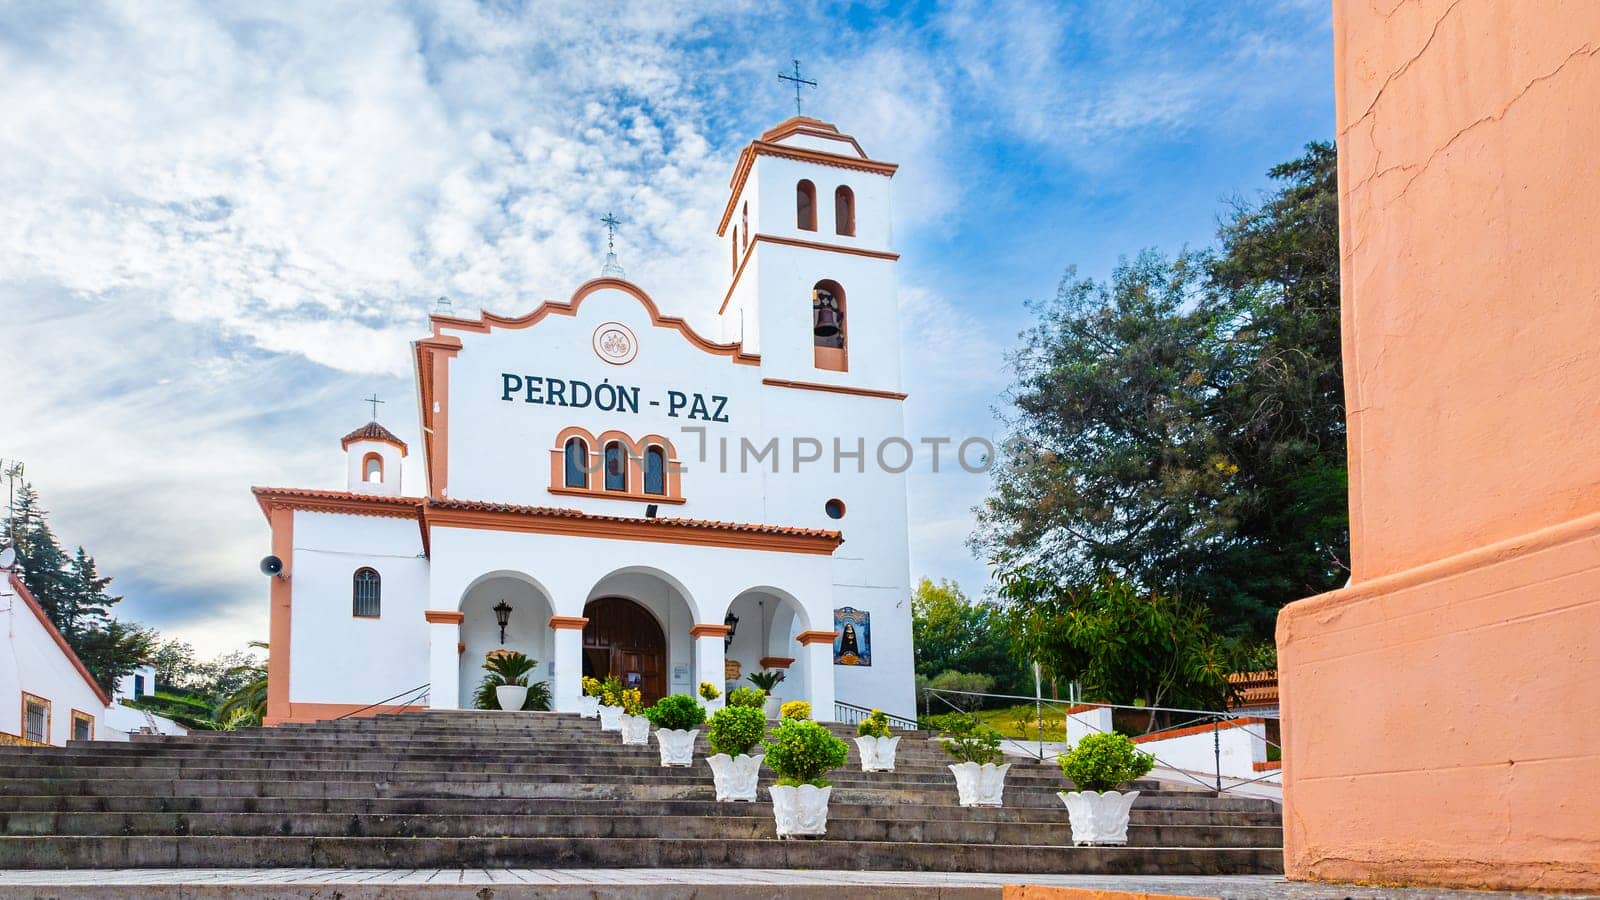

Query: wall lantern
left=724, top=610, right=739, bottom=650
left=494, top=600, right=513, bottom=645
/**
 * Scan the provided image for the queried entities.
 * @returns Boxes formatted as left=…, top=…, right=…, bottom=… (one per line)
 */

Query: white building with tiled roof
left=251, top=117, right=914, bottom=724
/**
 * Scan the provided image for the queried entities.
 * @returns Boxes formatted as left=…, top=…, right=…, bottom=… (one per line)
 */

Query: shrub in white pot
left=764, top=718, right=850, bottom=837
left=853, top=709, right=900, bottom=772
left=1057, top=731, right=1155, bottom=846
left=616, top=688, right=650, bottom=745
left=704, top=704, right=767, bottom=801
left=747, top=670, right=785, bottom=719
left=934, top=712, right=1010, bottom=807
left=578, top=676, right=603, bottom=718
left=472, top=651, right=552, bottom=712
left=596, top=675, right=625, bottom=731
left=644, top=693, right=706, bottom=766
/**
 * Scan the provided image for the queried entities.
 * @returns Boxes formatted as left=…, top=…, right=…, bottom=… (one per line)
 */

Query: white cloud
left=0, top=1, right=1332, bottom=656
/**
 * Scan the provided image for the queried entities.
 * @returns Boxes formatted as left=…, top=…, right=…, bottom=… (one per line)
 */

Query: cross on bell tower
left=600, top=211, right=626, bottom=279
left=778, top=59, right=817, bottom=117
left=364, top=393, right=384, bottom=421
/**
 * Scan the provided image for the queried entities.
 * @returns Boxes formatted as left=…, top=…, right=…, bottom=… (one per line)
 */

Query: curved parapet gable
left=427, top=278, right=760, bottom=366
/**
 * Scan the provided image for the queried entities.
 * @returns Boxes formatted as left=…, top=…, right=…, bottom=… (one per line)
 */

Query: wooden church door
left=582, top=597, right=668, bottom=704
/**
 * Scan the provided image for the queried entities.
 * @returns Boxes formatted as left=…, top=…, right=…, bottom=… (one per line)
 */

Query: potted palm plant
left=578, top=676, right=603, bottom=718
left=704, top=704, right=766, bottom=800
left=747, top=670, right=785, bottom=720
left=617, top=688, right=650, bottom=745
left=765, top=718, right=850, bottom=837
left=853, top=709, right=900, bottom=772
left=1058, top=732, right=1155, bottom=845
left=643, top=693, right=706, bottom=766
left=596, top=675, right=625, bottom=731
left=933, top=712, right=1010, bottom=807
left=472, top=650, right=551, bottom=712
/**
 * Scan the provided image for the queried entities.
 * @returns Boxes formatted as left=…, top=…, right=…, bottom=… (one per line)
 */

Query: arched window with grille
left=644, top=446, right=666, bottom=496
left=352, top=568, right=381, bottom=618
left=603, top=442, right=628, bottom=492
left=796, top=180, right=816, bottom=231
left=564, top=437, right=589, bottom=488
left=834, top=186, right=855, bottom=236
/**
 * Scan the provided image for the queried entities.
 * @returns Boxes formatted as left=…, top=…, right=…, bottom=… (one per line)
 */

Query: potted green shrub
left=617, top=688, right=649, bottom=745
left=779, top=700, right=811, bottom=721
left=472, top=650, right=550, bottom=712
left=643, top=693, right=706, bottom=766
left=764, top=717, right=850, bottom=836
left=853, top=709, right=899, bottom=772
left=932, top=712, right=1010, bottom=807
left=596, top=675, right=625, bottom=731
left=1057, top=732, right=1155, bottom=845
left=579, top=676, right=603, bottom=719
left=726, top=686, right=766, bottom=710
left=704, top=704, right=766, bottom=801
left=747, top=670, right=785, bottom=719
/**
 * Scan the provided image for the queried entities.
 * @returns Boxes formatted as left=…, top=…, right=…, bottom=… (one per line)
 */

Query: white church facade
left=253, top=118, right=916, bottom=725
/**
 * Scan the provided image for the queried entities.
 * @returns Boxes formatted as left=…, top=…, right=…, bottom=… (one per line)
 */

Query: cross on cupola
left=364, top=393, right=384, bottom=421
left=600, top=211, right=626, bottom=279
left=778, top=59, right=816, bottom=117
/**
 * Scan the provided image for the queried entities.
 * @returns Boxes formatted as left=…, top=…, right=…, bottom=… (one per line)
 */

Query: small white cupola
left=342, top=418, right=406, bottom=496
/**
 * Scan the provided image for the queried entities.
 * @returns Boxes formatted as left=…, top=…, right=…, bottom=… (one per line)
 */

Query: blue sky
left=0, top=1, right=1333, bottom=657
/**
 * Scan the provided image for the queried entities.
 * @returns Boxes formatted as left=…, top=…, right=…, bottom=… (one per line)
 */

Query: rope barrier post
left=1214, top=718, right=1223, bottom=792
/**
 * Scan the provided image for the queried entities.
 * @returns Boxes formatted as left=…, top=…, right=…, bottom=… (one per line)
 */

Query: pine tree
left=6, top=482, right=77, bottom=632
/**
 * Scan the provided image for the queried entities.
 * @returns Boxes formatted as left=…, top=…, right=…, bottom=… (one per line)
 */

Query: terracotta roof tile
left=426, top=497, right=843, bottom=543
left=340, top=421, right=408, bottom=455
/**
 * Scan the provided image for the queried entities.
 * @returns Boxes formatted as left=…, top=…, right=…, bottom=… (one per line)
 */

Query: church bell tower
left=715, top=117, right=903, bottom=394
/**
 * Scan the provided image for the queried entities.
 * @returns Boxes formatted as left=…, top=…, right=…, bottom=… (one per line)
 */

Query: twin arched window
left=352, top=568, right=381, bottom=618
left=644, top=446, right=666, bottom=495
left=795, top=180, right=856, bottom=236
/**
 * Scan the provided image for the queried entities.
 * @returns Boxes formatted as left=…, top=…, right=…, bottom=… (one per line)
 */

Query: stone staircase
left=0, top=710, right=1283, bottom=874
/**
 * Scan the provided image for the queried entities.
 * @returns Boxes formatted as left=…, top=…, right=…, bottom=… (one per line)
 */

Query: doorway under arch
left=582, top=596, right=668, bottom=704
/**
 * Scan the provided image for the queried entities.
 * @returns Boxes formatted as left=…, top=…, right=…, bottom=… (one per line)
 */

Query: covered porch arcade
left=420, top=500, right=843, bottom=719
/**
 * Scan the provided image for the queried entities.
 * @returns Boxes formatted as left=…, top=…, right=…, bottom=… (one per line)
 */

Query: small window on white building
left=564, top=437, right=590, bottom=489
left=71, top=711, right=93, bottom=742
left=604, top=442, right=628, bottom=492
left=23, top=694, right=49, bottom=743
left=353, top=567, right=381, bottom=618
left=362, top=453, right=383, bottom=483
left=644, top=446, right=666, bottom=496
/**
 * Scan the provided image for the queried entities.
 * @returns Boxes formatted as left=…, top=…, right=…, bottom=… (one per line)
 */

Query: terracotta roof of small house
left=5, top=570, right=112, bottom=708
left=340, top=421, right=408, bottom=455
left=1227, top=670, right=1279, bottom=708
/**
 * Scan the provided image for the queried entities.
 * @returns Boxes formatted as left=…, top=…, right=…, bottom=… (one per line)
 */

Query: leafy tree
left=972, top=142, right=1345, bottom=639
left=215, top=642, right=269, bottom=728
left=997, top=570, right=1235, bottom=713
left=911, top=578, right=1029, bottom=696
left=70, top=620, right=155, bottom=695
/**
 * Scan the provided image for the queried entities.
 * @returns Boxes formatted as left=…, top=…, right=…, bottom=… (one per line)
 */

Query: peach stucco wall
left=1278, top=0, right=1600, bottom=890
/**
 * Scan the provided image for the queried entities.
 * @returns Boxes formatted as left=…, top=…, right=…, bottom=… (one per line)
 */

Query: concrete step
left=0, top=795, right=1282, bottom=826
left=0, top=811, right=1283, bottom=848
left=0, top=835, right=1284, bottom=874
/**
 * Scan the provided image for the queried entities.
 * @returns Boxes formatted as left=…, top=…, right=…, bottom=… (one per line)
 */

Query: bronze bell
left=812, top=288, right=841, bottom=337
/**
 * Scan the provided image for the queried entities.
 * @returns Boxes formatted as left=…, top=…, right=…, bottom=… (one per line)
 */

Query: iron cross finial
left=364, top=393, right=384, bottom=421
left=600, top=212, right=621, bottom=251
left=778, top=59, right=817, bottom=117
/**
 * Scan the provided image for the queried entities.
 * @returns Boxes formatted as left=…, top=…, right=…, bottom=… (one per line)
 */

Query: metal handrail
left=333, top=683, right=430, bottom=720
left=834, top=700, right=918, bottom=731
left=922, top=687, right=1281, bottom=795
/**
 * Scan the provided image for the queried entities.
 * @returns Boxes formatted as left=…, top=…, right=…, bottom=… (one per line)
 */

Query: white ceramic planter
left=494, top=685, right=528, bottom=711
left=854, top=735, right=900, bottom=772
left=949, top=761, right=1011, bottom=807
left=597, top=704, right=624, bottom=731
left=578, top=695, right=600, bottom=718
left=1060, top=789, right=1141, bottom=845
left=763, top=696, right=783, bottom=720
left=619, top=713, right=651, bottom=745
left=655, top=728, right=699, bottom=766
left=706, top=752, right=764, bottom=801
left=769, top=783, right=833, bottom=837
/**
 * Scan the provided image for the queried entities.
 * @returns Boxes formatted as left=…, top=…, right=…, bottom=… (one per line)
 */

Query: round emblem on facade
left=592, top=322, right=638, bottom=365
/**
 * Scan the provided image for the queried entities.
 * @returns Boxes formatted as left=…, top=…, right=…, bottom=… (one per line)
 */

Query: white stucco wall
left=1, top=572, right=111, bottom=745
left=1134, top=719, right=1272, bottom=781
left=288, top=511, right=430, bottom=707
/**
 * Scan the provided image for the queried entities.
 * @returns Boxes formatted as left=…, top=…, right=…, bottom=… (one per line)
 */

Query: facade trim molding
left=795, top=629, right=840, bottom=646
left=689, top=623, right=732, bottom=639
left=548, top=616, right=590, bottom=631
left=424, top=610, right=465, bottom=625
left=761, top=378, right=908, bottom=401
